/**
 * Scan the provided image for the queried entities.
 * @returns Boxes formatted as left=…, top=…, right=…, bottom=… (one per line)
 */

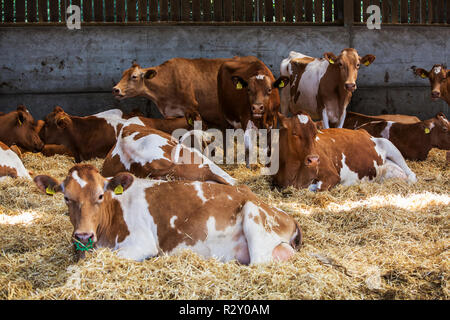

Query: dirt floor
left=0, top=149, right=448, bottom=299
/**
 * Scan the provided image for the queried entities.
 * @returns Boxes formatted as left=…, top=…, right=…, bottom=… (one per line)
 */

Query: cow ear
left=16, top=111, right=26, bottom=126
left=360, top=54, right=376, bottom=66
left=231, top=76, right=248, bottom=90
left=16, top=104, right=28, bottom=112
left=106, top=172, right=135, bottom=195
left=143, top=69, right=157, bottom=80
left=413, top=67, right=429, bottom=79
left=323, top=52, right=338, bottom=65
left=34, top=175, right=61, bottom=195
left=273, top=76, right=290, bottom=89
left=53, top=106, right=64, bottom=113
left=56, top=116, right=71, bottom=129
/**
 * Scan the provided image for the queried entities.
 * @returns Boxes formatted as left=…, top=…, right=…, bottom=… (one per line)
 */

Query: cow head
left=424, top=112, right=450, bottom=150
left=412, top=64, right=449, bottom=101
left=41, top=106, right=74, bottom=147
left=0, top=105, right=44, bottom=152
left=34, top=165, right=134, bottom=259
left=231, top=74, right=289, bottom=120
left=276, top=112, right=321, bottom=188
left=113, top=62, right=157, bottom=100
left=324, top=49, right=375, bottom=93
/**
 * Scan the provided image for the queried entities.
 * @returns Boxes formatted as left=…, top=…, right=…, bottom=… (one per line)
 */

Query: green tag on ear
left=46, top=186, right=56, bottom=195
left=279, top=80, right=285, bottom=88
left=421, top=73, right=427, bottom=79
left=114, top=185, right=124, bottom=195
left=424, top=128, right=431, bottom=134
left=328, top=59, right=334, bottom=64
left=236, top=82, right=243, bottom=90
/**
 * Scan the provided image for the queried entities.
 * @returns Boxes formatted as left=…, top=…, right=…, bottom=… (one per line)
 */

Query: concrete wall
left=0, top=25, right=448, bottom=121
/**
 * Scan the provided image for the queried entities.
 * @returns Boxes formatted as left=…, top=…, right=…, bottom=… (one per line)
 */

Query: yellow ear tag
left=364, top=61, right=370, bottom=66
left=279, top=80, right=285, bottom=88
left=46, top=186, right=56, bottom=195
left=424, top=128, right=431, bottom=134
left=18, top=119, right=22, bottom=126
left=328, top=59, right=334, bottom=64
left=421, top=73, right=427, bottom=79
left=236, top=82, right=243, bottom=90
left=114, top=185, right=123, bottom=195
left=188, top=118, right=193, bottom=126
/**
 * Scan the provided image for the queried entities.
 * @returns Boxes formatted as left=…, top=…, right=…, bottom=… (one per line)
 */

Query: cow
left=356, top=112, right=450, bottom=161
left=280, top=49, right=376, bottom=129
left=273, top=113, right=416, bottom=191
left=412, top=64, right=450, bottom=105
left=0, top=141, right=31, bottom=181
left=343, top=111, right=421, bottom=129
left=33, top=164, right=302, bottom=263
left=112, top=58, right=233, bottom=129
left=101, top=121, right=236, bottom=185
left=0, top=105, right=44, bottom=152
left=41, top=106, right=199, bottom=162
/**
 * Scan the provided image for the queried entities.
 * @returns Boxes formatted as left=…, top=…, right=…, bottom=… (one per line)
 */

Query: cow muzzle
left=431, top=90, right=441, bottom=100
left=251, top=104, right=265, bottom=119
left=74, top=231, right=95, bottom=247
left=345, top=83, right=357, bottom=92
left=112, top=87, right=125, bottom=99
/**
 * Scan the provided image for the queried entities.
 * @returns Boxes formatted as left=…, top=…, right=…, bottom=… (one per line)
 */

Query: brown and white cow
left=101, top=121, right=236, bottom=185
left=412, top=64, right=450, bottom=105
left=0, top=141, right=31, bottom=181
left=343, top=111, right=421, bottom=129
left=34, top=164, right=302, bottom=263
left=280, top=49, right=376, bottom=129
left=273, top=113, right=416, bottom=191
left=356, top=112, right=450, bottom=161
left=113, top=58, right=232, bottom=129
left=0, top=105, right=44, bottom=152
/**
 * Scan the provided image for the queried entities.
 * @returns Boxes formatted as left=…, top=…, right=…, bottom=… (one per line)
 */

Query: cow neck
left=395, top=121, right=432, bottom=160
left=69, top=116, right=101, bottom=160
left=322, top=65, right=352, bottom=117
left=441, top=77, right=450, bottom=104
left=95, top=193, right=130, bottom=248
left=0, top=113, right=15, bottom=145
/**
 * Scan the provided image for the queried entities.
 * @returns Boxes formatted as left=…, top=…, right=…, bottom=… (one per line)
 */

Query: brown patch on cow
left=289, top=58, right=313, bottom=104
left=344, top=111, right=421, bottom=129
left=0, top=165, right=18, bottom=178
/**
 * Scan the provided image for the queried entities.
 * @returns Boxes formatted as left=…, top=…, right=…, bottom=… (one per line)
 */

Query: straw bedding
left=0, top=149, right=448, bottom=300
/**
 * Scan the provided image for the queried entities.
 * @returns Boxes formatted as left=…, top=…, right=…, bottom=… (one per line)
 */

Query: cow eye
left=131, top=75, right=138, bottom=80
left=64, top=196, right=70, bottom=203
left=338, top=62, right=343, bottom=67
left=267, top=88, right=272, bottom=94
left=98, top=194, right=104, bottom=200
left=356, top=64, right=360, bottom=68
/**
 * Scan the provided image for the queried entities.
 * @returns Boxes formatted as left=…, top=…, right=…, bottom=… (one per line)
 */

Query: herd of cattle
left=1, top=49, right=449, bottom=265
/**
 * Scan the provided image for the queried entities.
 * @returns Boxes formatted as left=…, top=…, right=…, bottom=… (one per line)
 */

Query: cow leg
left=337, top=109, right=347, bottom=128
left=372, top=137, right=417, bottom=183
left=321, top=109, right=330, bottom=129
left=241, top=202, right=295, bottom=264
left=244, top=120, right=257, bottom=168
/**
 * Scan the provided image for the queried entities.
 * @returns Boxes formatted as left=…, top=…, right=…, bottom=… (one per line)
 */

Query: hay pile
left=0, top=149, right=448, bottom=300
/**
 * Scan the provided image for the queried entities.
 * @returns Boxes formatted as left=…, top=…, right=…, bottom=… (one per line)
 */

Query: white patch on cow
left=281, top=51, right=329, bottom=118
left=192, top=181, right=207, bottom=203
left=434, top=66, right=442, bottom=74
left=380, top=121, right=394, bottom=139
left=428, top=122, right=435, bottom=130
left=71, top=170, right=87, bottom=188
left=256, top=74, right=265, bottom=80
left=297, top=114, right=309, bottom=124
left=112, top=178, right=164, bottom=261
left=112, top=130, right=172, bottom=170
left=170, top=216, right=177, bottom=228
left=93, top=109, right=126, bottom=136
left=0, top=147, right=31, bottom=180
left=322, top=109, right=330, bottom=129
left=331, top=138, right=336, bottom=143
left=339, top=154, right=361, bottom=186
left=308, top=180, right=323, bottom=192
left=225, top=117, right=242, bottom=129
left=227, top=195, right=233, bottom=200
left=315, top=136, right=320, bottom=142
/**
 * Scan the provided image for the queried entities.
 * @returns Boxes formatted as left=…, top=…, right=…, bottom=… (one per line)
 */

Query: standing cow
left=34, top=164, right=302, bottom=264
left=112, top=58, right=232, bottom=129
left=280, top=49, right=375, bottom=128
left=412, top=64, right=450, bottom=105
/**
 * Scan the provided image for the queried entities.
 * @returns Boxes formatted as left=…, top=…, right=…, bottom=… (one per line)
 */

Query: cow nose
left=74, top=232, right=94, bottom=245
left=251, top=104, right=264, bottom=114
left=431, top=91, right=440, bottom=98
left=112, top=87, right=122, bottom=95
left=345, top=83, right=356, bottom=91
left=305, top=154, right=320, bottom=167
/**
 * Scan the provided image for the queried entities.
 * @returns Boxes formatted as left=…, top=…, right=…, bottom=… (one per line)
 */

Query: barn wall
left=0, top=25, right=448, bottom=120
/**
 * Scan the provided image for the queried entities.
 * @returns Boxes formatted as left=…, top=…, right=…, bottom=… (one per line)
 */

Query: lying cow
left=343, top=111, right=421, bottom=129
left=412, top=64, right=449, bottom=105
left=101, top=121, right=235, bottom=185
left=113, top=58, right=232, bottom=129
left=0, top=141, right=31, bottom=181
left=273, top=113, right=416, bottom=191
left=0, top=105, right=44, bottom=152
left=356, top=112, right=450, bottom=161
left=41, top=106, right=198, bottom=162
left=280, top=49, right=375, bottom=129
left=34, top=164, right=302, bottom=263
